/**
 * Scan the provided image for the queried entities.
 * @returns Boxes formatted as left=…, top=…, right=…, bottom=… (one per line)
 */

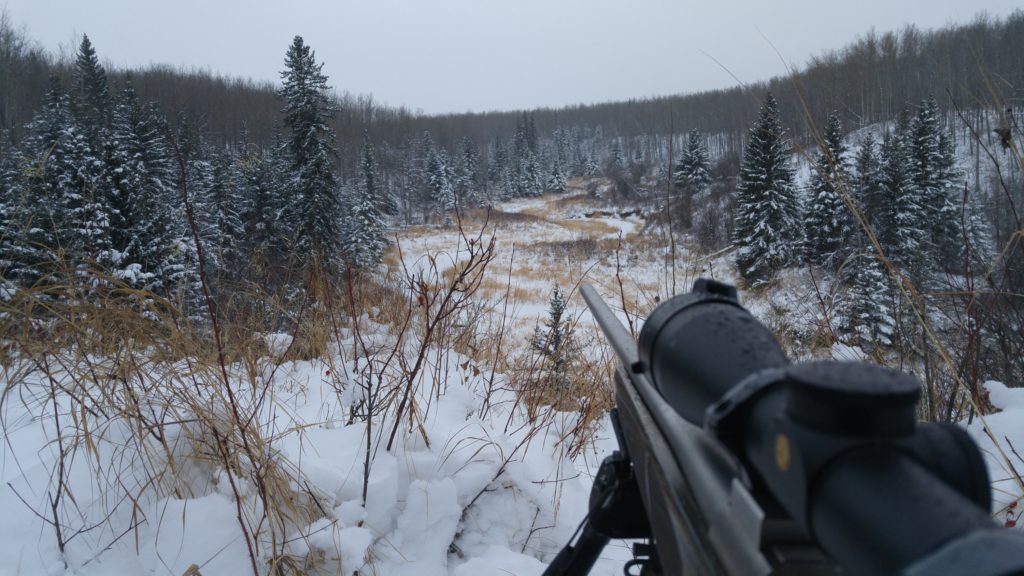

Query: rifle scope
left=637, top=279, right=1024, bottom=576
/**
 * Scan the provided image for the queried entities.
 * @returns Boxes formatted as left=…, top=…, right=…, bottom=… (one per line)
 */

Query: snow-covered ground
left=0, top=336, right=630, bottom=576
left=2, top=187, right=1021, bottom=576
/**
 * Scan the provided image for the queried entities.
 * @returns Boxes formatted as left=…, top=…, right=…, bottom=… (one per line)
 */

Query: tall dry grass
left=0, top=203, right=621, bottom=574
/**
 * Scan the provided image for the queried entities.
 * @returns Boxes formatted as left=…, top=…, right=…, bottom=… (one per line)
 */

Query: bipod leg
left=542, top=518, right=611, bottom=576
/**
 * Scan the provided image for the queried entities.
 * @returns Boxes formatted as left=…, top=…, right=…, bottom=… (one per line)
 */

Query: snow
left=0, top=326, right=624, bottom=576
left=138, top=494, right=252, bottom=576
left=970, top=382, right=1024, bottom=524
left=451, top=545, right=547, bottom=576
left=376, top=479, right=462, bottom=575
left=262, top=332, right=294, bottom=356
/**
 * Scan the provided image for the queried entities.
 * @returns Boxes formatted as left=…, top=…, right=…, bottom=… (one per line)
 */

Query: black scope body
left=637, top=279, right=1024, bottom=576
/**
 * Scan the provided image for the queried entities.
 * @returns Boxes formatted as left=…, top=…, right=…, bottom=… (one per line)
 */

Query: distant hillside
left=1, top=9, right=1021, bottom=151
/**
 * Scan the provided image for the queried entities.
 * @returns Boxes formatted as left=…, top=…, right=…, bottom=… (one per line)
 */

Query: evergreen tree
left=843, top=251, right=894, bottom=347
left=340, top=132, right=388, bottom=269
left=455, top=136, right=483, bottom=207
left=605, top=141, right=626, bottom=178
left=0, top=130, right=20, bottom=281
left=427, top=147, right=454, bottom=221
left=181, top=140, right=216, bottom=255
left=341, top=183, right=387, bottom=271
left=545, top=160, right=567, bottom=193
left=552, top=127, right=571, bottom=176
left=803, top=111, right=853, bottom=270
left=239, top=131, right=289, bottom=267
left=530, top=285, right=577, bottom=391
left=525, top=113, right=538, bottom=152
left=628, top=146, right=647, bottom=184
left=358, top=130, right=379, bottom=212
left=509, top=115, right=539, bottom=197
left=12, top=77, right=111, bottom=284
left=413, top=131, right=437, bottom=220
left=908, top=97, right=946, bottom=265
left=932, top=130, right=963, bottom=267
left=571, top=144, right=589, bottom=179
left=72, top=34, right=109, bottom=142
left=104, top=81, right=184, bottom=293
left=960, top=186, right=995, bottom=270
left=206, top=149, right=245, bottom=275
left=499, top=165, right=516, bottom=202
left=487, top=137, right=507, bottom=196
left=673, top=128, right=711, bottom=194
left=852, top=132, right=883, bottom=233
left=521, top=151, right=543, bottom=197
left=359, top=130, right=397, bottom=217
left=278, top=36, right=341, bottom=273
left=734, top=93, right=801, bottom=286
left=878, top=121, right=926, bottom=278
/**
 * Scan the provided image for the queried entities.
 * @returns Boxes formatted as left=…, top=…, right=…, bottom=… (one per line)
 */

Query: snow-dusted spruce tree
left=360, top=131, right=396, bottom=217
left=878, top=114, right=927, bottom=281
left=427, top=147, right=455, bottom=223
left=179, top=133, right=216, bottom=260
left=545, top=159, right=567, bottom=194
left=104, top=82, right=185, bottom=293
left=67, top=37, right=114, bottom=278
left=960, top=187, right=996, bottom=270
left=628, top=147, right=647, bottom=183
left=10, top=77, right=111, bottom=286
left=341, top=184, right=387, bottom=271
left=673, top=128, right=711, bottom=194
left=340, top=132, right=387, bottom=270
left=205, top=149, right=246, bottom=277
left=508, top=113, right=543, bottom=198
left=238, top=128, right=289, bottom=267
left=6, top=94, right=59, bottom=286
left=734, top=93, right=802, bottom=287
left=803, top=111, right=853, bottom=271
left=908, top=96, right=958, bottom=271
left=531, top=285, right=577, bottom=391
left=553, top=126, right=572, bottom=179
left=0, top=130, right=16, bottom=280
left=852, top=132, right=883, bottom=238
left=413, top=131, right=437, bottom=219
left=71, top=35, right=109, bottom=143
left=571, top=138, right=589, bottom=179
left=487, top=136, right=507, bottom=199
left=500, top=164, right=517, bottom=202
left=843, top=250, right=894, bottom=347
left=932, top=127, right=966, bottom=268
left=921, top=120, right=995, bottom=273
left=455, top=136, right=484, bottom=207
left=521, top=151, right=543, bottom=197
left=606, top=140, right=626, bottom=178
left=278, top=35, right=341, bottom=275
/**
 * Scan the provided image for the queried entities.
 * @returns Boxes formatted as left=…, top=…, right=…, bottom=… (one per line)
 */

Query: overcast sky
left=3, top=1, right=1020, bottom=115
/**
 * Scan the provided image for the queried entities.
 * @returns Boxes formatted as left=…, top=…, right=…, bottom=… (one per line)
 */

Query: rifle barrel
left=580, top=285, right=639, bottom=368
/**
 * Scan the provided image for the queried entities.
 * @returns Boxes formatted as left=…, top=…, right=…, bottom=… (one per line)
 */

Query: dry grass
left=0, top=276, right=331, bottom=575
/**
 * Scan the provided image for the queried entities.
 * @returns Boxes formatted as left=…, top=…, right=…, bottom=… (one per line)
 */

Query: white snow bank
left=967, top=381, right=1024, bottom=528
left=0, top=336, right=621, bottom=576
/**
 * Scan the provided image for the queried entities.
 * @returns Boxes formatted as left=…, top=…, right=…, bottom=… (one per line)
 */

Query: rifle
left=544, top=279, right=1024, bottom=576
